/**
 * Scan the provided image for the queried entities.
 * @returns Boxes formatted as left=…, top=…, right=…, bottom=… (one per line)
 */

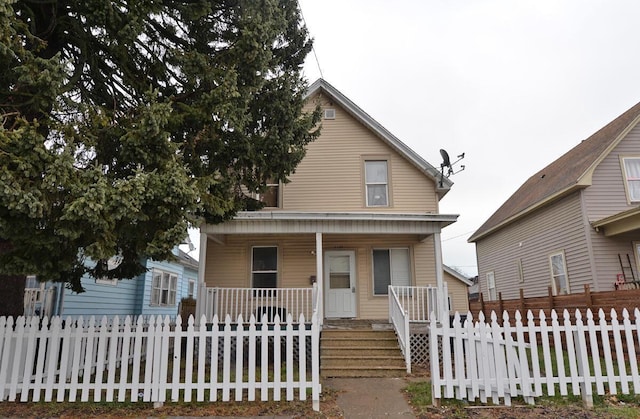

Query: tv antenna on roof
left=439, top=149, right=465, bottom=187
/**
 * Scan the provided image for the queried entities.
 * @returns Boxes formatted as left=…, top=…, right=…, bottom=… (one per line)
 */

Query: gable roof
left=306, top=79, right=452, bottom=198
left=444, top=265, right=473, bottom=286
left=469, top=101, right=640, bottom=242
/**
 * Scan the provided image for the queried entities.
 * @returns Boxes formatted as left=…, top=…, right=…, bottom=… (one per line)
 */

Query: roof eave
left=468, top=183, right=586, bottom=242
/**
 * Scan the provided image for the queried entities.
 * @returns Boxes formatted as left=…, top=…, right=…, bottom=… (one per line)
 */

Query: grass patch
left=406, top=378, right=640, bottom=418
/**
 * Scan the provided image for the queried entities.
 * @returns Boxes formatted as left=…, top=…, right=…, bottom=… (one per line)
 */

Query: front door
left=324, top=250, right=357, bottom=318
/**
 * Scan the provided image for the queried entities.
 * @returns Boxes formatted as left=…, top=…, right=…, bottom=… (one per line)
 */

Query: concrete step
left=321, top=366, right=407, bottom=378
left=321, top=346, right=402, bottom=357
left=320, top=326, right=406, bottom=378
left=321, top=355, right=406, bottom=368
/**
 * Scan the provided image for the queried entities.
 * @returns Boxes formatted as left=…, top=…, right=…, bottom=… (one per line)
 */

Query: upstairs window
left=486, top=271, right=496, bottom=301
left=622, top=157, right=640, bottom=202
left=550, top=251, right=569, bottom=295
left=256, top=179, right=279, bottom=208
left=365, top=160, right=389, bottom=207
left=252, top=246, right=278, bottom=288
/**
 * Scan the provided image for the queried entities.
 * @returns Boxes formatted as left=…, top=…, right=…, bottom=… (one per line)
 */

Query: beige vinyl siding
left=443, top=271, right=470, bottom=313
left=205, top=233, right=437, bottom=320
left=284, top=92, right=438, bottom=213
left=476, top=192, right=592, bottom=300
left=584, top=125, right=640, bottom=220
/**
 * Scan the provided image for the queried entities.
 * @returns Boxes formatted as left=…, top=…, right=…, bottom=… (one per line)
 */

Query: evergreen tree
left=0, top=0, right=320, bottom=294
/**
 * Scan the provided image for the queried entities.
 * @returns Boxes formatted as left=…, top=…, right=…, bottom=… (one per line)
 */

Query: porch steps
left=320, top=327, right=406, bottom=378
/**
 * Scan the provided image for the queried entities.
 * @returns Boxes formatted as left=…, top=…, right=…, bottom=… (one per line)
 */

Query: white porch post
left=195, top=231, right=208, bottom=326
left=315, top=232, right=323, bottom=324
left=433, top=231, right=446, bottom=323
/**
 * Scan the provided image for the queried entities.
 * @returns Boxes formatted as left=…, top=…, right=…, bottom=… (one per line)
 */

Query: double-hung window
left=550, top=251, right=569, bottom=295
left=622, top=157, right=640, bottom=202
left=252, top=246, right=278, bottom=288
left=151, top=270, right=177, bottom=306
left=486, top=271, right=496, bottom=301
left=365, top=160, right=389, bottom=207
left=372, top=248, right=410, bottom=295
left=256, top=179, right=279, bottom=208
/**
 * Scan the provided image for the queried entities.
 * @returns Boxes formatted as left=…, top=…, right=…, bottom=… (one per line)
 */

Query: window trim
left=371, top=247, right=412, bottom=296
left=549, top=251, right=570, bottom=295
left=486, top=271, right=496, bottom=301
left=363, top=157, right=392, bottom=208
left=151, top=269, right=178, bottom=306
left=251, top=245, right=279, bottom=288
left=620, top=156, right=640, bottom=204
left=255, top=179, right=281, bottom=208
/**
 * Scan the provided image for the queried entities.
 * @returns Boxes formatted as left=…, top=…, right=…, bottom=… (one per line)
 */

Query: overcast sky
left=294, top=0, right=640, bottom=278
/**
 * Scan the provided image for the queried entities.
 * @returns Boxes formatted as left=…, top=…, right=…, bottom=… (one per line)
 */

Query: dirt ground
left=0, top=380, right=637, bottom=418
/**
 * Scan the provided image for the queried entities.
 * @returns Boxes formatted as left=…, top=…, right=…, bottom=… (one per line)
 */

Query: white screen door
left=324, top=250, right=356, bottom=318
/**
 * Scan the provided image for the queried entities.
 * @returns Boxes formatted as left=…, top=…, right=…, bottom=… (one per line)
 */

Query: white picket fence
left=0, top=313, right=321, bottom=410
left=430, top=308, right=640, bottom=407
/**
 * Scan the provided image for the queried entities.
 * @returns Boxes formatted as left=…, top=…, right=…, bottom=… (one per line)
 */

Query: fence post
left=479, top=293, right=485, bottom=319
left=547, top=286, right=554, bottom=316
left=519, top=289, right=525, bottom=314
left=583, top=284, right=592, bottom=313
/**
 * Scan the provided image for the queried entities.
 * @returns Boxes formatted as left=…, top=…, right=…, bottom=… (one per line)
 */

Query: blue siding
left=47, top=247, right=198, bottom=320
left=61, top=274, right=142, bottom=318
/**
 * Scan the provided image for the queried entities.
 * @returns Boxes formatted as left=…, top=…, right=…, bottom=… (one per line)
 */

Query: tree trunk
left=0, top=240, right=25, bottom=317
left=0, top=275, right=25, bottom=317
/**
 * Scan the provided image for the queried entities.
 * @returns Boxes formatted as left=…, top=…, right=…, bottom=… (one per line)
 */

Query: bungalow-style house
left=195, top=78, right=461, bottom=328
left=24, top=247, right=199, bottom=319
left=469, top=101, right=640, bottom=301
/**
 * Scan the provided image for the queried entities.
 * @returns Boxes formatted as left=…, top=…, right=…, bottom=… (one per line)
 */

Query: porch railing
left=24, top=287, right=55, bottom=318
left=388, top=286, right=411, bottom=373
left=391, top=284, right=448, bottom=323
left=200, top=285, right=317, bottom=324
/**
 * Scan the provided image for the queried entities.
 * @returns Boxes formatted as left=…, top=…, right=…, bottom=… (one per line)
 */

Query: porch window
left=252, top=246, right=278, bottom=288
left=622, top=157, right=640, bottom=202
left=151, top=269, right=177, bottom=306
left=486, top=271, right=496, bottom=301
left=550, top=251, right=569, bottom=295
left=187, top=279, right=195, bottom=298
left=365, top=160, right=389, bottom=207
left=372, top=248, right=410, bottom=295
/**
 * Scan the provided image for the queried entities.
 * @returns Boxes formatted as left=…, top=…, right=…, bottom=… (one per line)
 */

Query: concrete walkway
left=323, top=377, right=415, bottom=418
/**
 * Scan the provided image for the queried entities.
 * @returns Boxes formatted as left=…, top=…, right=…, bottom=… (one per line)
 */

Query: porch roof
left=592, top=206, right=640, bottom=237
left=201, top=211, right=458, bottom=236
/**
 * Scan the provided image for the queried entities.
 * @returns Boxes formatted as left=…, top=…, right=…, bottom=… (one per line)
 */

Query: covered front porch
left=195, top=211, right=457, bottom=324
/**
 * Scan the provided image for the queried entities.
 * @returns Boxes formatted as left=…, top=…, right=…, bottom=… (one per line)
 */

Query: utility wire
left=297, top=1, right=324, bottom=79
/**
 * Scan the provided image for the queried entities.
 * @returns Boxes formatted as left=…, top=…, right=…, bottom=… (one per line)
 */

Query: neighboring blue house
left=24, top=247, right=199, bottom=320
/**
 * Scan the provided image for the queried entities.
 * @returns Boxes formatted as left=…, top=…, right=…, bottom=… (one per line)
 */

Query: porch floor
left=323, top=319, right=393, bottom=330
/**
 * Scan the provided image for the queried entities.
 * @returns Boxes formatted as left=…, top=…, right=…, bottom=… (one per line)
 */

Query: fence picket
left=586, top=310, right=604, bottom=395
left=562, top=310, right=580, bottom=396
left=247, top=315, right=257, bottom=402
left=610, top=309, right=628, bottom=394
left=235, top=314, right=245, bottom=402
left=0, top=310, right=319, bottom=409
left=431, top=306, right=640, bottom=407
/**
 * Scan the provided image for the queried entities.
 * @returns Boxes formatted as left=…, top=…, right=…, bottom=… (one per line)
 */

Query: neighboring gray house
left=469, top=101, right=640, bottom=300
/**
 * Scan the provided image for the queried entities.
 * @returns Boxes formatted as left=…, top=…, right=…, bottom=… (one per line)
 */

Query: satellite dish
left=440, top=149, right=451, bottom=168
left=438, top=148, right=465, bottom=187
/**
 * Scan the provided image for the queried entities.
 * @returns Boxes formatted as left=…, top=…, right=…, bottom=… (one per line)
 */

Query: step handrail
left=388, top=285, right=411, bottom=373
